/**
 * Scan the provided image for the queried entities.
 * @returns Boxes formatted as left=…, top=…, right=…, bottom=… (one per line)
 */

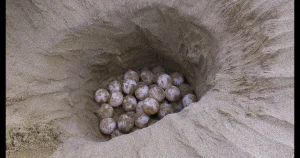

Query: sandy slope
left=6, top=0, right=294, bottom=157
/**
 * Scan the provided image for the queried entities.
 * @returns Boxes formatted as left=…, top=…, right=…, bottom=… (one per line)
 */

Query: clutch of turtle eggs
left=94, top=65, right=197, bottom=138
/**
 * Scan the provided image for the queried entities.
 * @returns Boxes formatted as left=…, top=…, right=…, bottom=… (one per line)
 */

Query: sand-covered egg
left=157, top=74, right=172, bottom=89
left=134, top=113, right=150, bottom=128
left=165, top=86, right=181, bottom=102
left=108, top=80, right=122, bottom=92
left=95, top=89, right=110, bottom=104
left=171, top=101, right=184, bottom=112
left=135, top=85, right=149, bottom=100
left=97, top=104, right=114, bottom=119
left=170, top=72, right=184, bottom=86
left=136, top=101, right=144, bottom=113
left=124, top=70, right=139, bottom=82
left=122, top=95, right=137, bottom=112
left=99, top=118, right=117, bottom=134
left=182, top=94, right=197, bottom=107
left=122, top=79, right=137, bottom=95
left=148, top=86, right=165, bottom=102
left=109, top=91, right=124, bottom=107
left=151, top=65, right=165, bottom=74
left=158, top=102, right=174, bottom=119
left=149, top=84, right=158, bottom=89
left=140, top=70, right=154, bottom=85
left=117, top=114, right=134, bottom=133
left=110, top=129, right=123, bottom=138
left=142, top=98, right=159, bottom=115
left=179, top=84, right=193, bottom=97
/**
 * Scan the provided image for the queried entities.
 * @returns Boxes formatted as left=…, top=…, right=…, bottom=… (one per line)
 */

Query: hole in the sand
left=52, top=6, right=219, bottom=141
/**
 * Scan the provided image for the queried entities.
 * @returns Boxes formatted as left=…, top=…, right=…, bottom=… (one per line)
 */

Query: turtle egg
left=94, top=89, right=110, bottom=104
left=136, top=101, right=145, bottom=113
left=170, top=72, right=184, bottom=86
left=153, top=72, right=165, bottom=84
left=158, top=102, right=174, bottom=119
left=157, top=74, right=172, bottom=89
left=151, top=65, right=165, bottom=74
left=140, top=70, right=154, bottom=84
left=148, top=86, right=165, bottom=102
left=97, top=104, right=114, bottom=119
left=171, top=101, right=184, bottom=112
left=109, top=91, right=124, bottom=107
left=108, top=80, right=121, bottom=92
left=135, top=113, right=150, bottom=128
left=149, top=84, right=158, bottom=89
left=135, top=85, right=149, bottom=100
left=122, top=79, right=137, bottom=95
left=179, top=84, right=193, bottom=97
left=117, top=114, right=134, bottom=133
left=99, top=118, right=116, bottom=134
left=124, top=70, right=139, bottom=82
left=122, top=95, right=137, bottom=112
left=110, top=129, right=123, bottom=138
left=165, top=86, right=181, bottom=102
left=182, top=94, right=197, bottom=107
left=142, top=98, right=159, bottom=115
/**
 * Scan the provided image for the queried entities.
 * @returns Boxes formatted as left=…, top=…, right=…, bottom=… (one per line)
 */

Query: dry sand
left=6, top=0, right=294, bottom=157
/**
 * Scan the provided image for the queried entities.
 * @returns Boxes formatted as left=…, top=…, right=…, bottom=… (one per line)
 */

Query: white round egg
left=97, top=104, right=114, bottom=119
left=171, top=101, right=184, bottom=112
left=158, top=102, right=174, bottom=119
left=108, top=80, right=122, bottom=92
left=148, top=86, right=165, bottom=102
left=142, top=98, right=159, bottom=115
left=117, top=114, right=134, bottom=133
left=135, top=85, right=149, bottom=100
left=170, top=72, right=184, bottom=86
left=124, top=70, right=139, bottom=82
left=136, top=101, right=145, bottom=113
left=122, top=95, right=137, bottom=112
left=165, top=86, right=181, bottom=102
left=135, top=113, right=150, bottom=128
left=179, top=84, right=193, bottom=97
left=157, top=74, right=172, bottom=89
left=109, top=91, right=124, bottom=107
left=122, top=79, right=137, bottom=95
left=99, top=118, right=116, bottom=134
left=140, top=70, right=154, bottom=85
left=94, top=89, right=110, bottom=104
left=182, top=94, right=197, bottom=107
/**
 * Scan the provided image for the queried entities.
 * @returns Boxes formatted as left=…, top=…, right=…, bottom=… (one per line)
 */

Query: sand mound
left=6, top=0, right=294, bottom=157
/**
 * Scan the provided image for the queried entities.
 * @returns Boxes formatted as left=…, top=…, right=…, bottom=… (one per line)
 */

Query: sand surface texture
left=6, top=0, right=294, bottom=157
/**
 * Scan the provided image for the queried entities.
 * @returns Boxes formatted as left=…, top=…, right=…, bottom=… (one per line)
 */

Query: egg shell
left=94, top=89, right=110, bottom=104
left=157, top=74, right=172, bottom=89
left=122, top=95, right=137, bottom=112
left=117, top=114, right=134, bottom=133
left=109, top=91, right=124, bottom=107
left=99, top=118, right=117, bottom=134
left=122, top=79, right=137, bottom=95
left=182, top=94, right=197, bottom=107
left=97, top=104, right=114, bottom=119
left=142, top=98, right=159, bottom=115
left=165, top=86, right=181, bottom=102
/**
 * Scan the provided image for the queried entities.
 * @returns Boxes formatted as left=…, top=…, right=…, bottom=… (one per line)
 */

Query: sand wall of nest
left=6, top=0, right=293, bottom=157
